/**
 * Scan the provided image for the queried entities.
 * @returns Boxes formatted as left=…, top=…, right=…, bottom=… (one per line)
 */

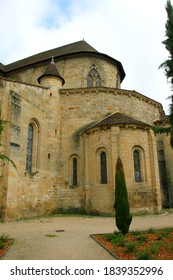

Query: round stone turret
left=38, top=57, right=65, bottom=88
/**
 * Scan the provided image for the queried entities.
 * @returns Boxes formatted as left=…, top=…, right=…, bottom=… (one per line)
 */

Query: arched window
left=87, top=65, right=102, bottom=87
left=133, top=149, right=142, bottom=182
left=100, top=151, right=107, bottom=184
left=26, top=124, right=33, bottom=172
left=73, top=157, right=78, bottom=186
left=26, top=120, right=40, bottom=173
left=69, top=155, right=79, bottom=186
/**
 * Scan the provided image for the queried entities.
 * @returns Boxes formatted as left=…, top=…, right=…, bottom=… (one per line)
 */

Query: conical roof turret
left=38, top=57, right=65, bottom=85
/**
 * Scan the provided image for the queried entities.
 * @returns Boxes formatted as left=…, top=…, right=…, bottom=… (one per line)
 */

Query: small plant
left=136, top=250, right=151, bottom=260
left=156, top=229, right=170, bottom=240
left=131, top=231, right=141, bottom=236
left=125, top=242, right=136, bottom=254
left=114, top=235, right=125, bottom=247
left=0, top=240, right=4, bottom=250
left=149, top=244, right=159, bottom=255
left=147, top=228, right=157, bottom=234
left=106, top=233, right=125, bottom=247
left=0, top=233, right=9, bottom=242
left=136, top=234, right=147, bottom=243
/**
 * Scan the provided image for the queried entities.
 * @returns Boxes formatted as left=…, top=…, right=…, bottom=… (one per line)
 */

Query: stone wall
left=156, top=133, right=173, bottom=208
left=7, top=56, right=120, bottom=89
left=0, top=79, right=62, bottom=220
left=80, top=125, right=161, bottom=215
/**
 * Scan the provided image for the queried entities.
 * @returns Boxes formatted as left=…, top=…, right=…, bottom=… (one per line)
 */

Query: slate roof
left=82, top=112, right=150, bottom=134
left=0, top=40, right=125, bottom=82
left=37, top=60, right=65, bottom=85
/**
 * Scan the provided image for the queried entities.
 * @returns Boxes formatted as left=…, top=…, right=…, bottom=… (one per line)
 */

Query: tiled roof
left=82, top=112, right=150, bottom=133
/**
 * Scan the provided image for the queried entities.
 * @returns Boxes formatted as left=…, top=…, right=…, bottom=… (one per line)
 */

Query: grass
left=92, top=227, right=173, bottom=260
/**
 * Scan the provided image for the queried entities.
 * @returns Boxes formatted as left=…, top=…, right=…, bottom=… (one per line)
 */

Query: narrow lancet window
left=133, top=149, right=142, bottom=182
left=73, top=158, right=78, bottom=186
left=100, top=152, right=107, bottom=184
left=26, top=124, right=33, bottom=172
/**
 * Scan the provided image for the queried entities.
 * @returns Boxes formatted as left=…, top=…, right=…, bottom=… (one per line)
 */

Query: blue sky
left=0, top=0, right=172, bottom=113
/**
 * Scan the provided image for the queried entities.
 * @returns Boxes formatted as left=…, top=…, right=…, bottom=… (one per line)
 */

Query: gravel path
left=0, top=212, right=173, bottom=260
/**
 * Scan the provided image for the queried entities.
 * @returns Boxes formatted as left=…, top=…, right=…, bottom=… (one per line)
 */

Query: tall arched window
left=26, top=120, right=40, bottom=173
left=69, top=155, right=79, bottom=186
left=133, top=149, right=142, bottom=182
left=73, top=157, right=78, bottom=186
left=100, top=151, right=107, bottom=184
left=26, top=124, right=33, bottom=172
left=87, top=65, right=102, bottom=87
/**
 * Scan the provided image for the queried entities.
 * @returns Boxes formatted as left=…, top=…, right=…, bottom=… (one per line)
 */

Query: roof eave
left=81, top=123, right=151, bottom=135
left=4, top=51, right=125, bottom=82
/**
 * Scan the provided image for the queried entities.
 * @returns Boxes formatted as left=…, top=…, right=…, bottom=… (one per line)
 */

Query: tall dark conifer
left=114, top=157, right=132, bottom=234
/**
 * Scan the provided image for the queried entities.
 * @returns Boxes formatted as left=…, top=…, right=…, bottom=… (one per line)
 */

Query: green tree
left=114, top=157, right=132, bottom=234
left=154, top=0, right=173, bottom=147
left=0, top=118, right=16, bottom=170
left=159, top=0, right=173, bottom=83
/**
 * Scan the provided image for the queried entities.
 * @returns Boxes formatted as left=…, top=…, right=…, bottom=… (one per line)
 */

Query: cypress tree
left=114, top=157, right=132, bottom=234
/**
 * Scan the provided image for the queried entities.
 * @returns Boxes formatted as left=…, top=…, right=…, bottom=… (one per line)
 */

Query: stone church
left=0, top=40, right=173, bottom=221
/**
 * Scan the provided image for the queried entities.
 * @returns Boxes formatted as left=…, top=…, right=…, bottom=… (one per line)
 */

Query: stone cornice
left=60, top=86, right=163, bottom=111
left=81, top=123, right=150, bottom=136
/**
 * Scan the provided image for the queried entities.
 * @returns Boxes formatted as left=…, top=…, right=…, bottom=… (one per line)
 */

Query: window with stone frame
left=100, top=151, right=107, bottom=184
left=133, top=148, right=142, bottom=182
left=26, top=120, right=40, bottom=173
left=87, top=64, right=102, bottom=87
left=72, top=157, right=78, bottom=186
left=26, top=124, right=33, bottom=172
left=69, top=155, right=79, bottom=186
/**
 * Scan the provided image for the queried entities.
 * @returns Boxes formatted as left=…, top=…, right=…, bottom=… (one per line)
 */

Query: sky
left=0, top=0, right=172, bottom=113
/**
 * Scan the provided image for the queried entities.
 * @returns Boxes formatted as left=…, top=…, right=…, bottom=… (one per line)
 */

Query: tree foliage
left=114, top=157, right=132, bottom=234
left=153, top=1, right=173, bottom=148
left=159, top=0, right=173, bottom=84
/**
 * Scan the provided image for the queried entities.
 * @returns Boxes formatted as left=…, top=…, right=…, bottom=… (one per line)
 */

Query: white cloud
left=0, top=0, right=172, bottom=113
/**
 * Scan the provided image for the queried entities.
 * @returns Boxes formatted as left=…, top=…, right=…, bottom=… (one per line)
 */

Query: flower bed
left=91, top=228, right=173, bottom=260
